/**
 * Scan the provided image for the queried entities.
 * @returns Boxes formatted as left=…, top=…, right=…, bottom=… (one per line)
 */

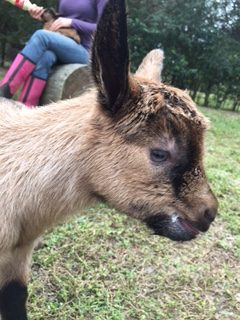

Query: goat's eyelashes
left=150, top=149, right=170, bottom=164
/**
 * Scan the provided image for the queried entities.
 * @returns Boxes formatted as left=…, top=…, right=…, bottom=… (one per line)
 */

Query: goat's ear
left=91, top=0, right=129, bottom=115
left=135, top=49, right=164, bottom=82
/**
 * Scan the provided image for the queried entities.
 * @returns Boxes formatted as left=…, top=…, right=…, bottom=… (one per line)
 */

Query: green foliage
left=0, top=0, right=240, bottom=110
left=0, top=0, right=55, bottom=66
left=127, top=0, right=240, bottom=111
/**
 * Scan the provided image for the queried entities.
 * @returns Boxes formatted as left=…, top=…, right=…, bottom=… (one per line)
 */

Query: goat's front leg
left=0, top=242, right=35, bottom=320
left=0, top=281, right=28, bottom=320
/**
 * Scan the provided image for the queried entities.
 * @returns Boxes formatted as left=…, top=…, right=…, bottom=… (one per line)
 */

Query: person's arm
left=71, top=0, right=106, bottom=33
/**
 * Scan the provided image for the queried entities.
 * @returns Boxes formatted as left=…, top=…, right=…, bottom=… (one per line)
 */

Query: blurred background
left=0, top=0, right=240, bottom=111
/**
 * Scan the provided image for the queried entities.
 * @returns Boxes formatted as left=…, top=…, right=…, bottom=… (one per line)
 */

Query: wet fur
left=0, top=0, right=217, bottom=318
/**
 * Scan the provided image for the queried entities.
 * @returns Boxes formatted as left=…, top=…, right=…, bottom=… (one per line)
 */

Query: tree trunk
left=40, top=64, right=93, bottom=105
left=191, top=84, right=200, bottom=101
left=232, top=97, right=239, bottom=111
left=215, top=86, right=221, bottom=109
left=219, top=89, right=230, bottom=109
left=204, top=83, right=212, bottom=107
left=190, top=78, right=200, bottom=101
left=204, top=91, right=210, bottom=107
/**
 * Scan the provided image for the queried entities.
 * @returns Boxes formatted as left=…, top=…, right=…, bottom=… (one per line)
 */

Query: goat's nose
left=196, top=205, right=217, bottom=232
left=203, top=207, right=217, bottom=223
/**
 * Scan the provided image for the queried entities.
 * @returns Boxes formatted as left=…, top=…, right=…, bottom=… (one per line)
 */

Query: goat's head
left=41, top=8, right=60, bottom=23
left=89, top=0, right=218, bottom=241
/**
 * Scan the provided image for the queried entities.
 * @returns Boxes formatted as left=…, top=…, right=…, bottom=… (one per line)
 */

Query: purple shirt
left=58, top=0, right=106, bottom=50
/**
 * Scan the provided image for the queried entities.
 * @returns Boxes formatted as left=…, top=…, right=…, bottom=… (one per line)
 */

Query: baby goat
left=0, top=0, right=218, bottom=319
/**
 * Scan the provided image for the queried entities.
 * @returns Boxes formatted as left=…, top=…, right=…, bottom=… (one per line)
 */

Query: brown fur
left=42, top=8, right=81, bottom=44
left=0, top=0, right=218, bottom=318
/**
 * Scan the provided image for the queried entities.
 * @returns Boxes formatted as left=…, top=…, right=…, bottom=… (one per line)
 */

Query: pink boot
left=0, top=54, right=35, bottom=98
left=18, top=76, right=46, bottom=108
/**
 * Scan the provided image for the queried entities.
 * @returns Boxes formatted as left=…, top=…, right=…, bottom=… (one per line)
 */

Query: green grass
left=26, top=107, right=240, bottom=320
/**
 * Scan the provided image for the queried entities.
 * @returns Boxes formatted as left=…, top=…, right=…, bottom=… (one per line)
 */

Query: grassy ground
left=22, top=107, right=239, bottom=320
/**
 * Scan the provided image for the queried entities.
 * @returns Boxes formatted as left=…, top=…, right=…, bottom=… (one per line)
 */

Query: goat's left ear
left=91, top=0, right=129, bottom=115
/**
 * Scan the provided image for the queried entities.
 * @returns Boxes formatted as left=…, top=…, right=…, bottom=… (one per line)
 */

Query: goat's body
left=0, top=92, right=97, bottom=252
left=0, top=0, right=218, bottom=318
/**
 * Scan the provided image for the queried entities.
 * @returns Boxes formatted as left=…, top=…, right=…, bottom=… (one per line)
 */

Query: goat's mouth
left=144, top=214, right=202, bottom=241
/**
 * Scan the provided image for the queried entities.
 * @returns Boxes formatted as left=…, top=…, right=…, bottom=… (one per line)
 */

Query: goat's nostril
left=204, top=208, right=216, bottom=222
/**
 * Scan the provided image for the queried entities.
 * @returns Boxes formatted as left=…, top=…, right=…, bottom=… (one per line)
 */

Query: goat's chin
left=144, top=214, right=201, bottom=241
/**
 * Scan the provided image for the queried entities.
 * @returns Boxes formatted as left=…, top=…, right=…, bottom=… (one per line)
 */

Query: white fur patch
left=171, top=214, right=179, bottom=223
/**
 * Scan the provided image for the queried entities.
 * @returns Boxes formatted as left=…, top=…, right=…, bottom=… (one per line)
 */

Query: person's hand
left=49, top=18, right=72, bottom=31
left=28, top=4, right=45, bottom=21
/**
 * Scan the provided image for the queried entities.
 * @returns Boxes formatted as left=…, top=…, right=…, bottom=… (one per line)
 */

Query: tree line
left=0, top=0, right=239, bottom=111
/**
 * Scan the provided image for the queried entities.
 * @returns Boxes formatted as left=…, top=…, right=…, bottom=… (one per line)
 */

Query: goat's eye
left=150, top=149, right=169, bottom=164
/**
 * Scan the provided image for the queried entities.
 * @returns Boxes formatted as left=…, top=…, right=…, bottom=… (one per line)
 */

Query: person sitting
left=0, top=0, right=106, bottom=107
